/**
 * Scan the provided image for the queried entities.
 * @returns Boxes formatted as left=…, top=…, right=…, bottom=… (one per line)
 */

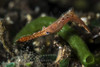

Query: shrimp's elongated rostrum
left=17, top=9, right=90, bottom=42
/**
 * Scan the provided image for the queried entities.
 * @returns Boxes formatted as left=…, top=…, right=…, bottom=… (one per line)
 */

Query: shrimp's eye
left=46, top=32, right=50, bottom=35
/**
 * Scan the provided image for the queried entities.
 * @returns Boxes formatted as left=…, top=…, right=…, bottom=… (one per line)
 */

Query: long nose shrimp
left=17, top=9, right=90, bottom=42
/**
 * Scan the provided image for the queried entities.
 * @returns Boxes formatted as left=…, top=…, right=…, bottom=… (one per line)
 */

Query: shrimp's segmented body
left=17, top=9, right=90, bottom=42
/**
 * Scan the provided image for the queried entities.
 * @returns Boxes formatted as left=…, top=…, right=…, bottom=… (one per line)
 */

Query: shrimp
left=17, top=9, right=90, bottom=42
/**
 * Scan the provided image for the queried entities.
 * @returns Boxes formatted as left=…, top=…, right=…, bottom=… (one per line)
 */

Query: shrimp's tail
left=67, top=9, right=90, bottom=33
